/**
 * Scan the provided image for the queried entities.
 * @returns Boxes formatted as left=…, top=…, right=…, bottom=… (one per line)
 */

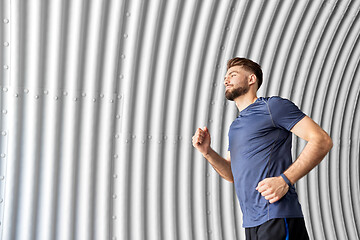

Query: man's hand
left=192, top=127, right=234, bottom=182
left=256, top=176, right=289, bottom=203
left=192, top=127, right=211, bottom=156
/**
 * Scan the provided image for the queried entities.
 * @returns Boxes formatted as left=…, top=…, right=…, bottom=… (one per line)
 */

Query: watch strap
left=280, top=173, right=292, bottom=187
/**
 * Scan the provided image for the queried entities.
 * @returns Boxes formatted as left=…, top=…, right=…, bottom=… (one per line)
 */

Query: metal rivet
left=231, top=7, right=235, bottom=11
left=207, top=210, right=211, bottom=215
left=116, top=115, right=120, bottom=119
left=110, top=99, right=114, bottom=103
left=3, top=42, right=9, bottom=47
left=82, top=93, right=86, bottom=97
left=207, top=173, right=210, bottom=177
left=74, top=98, right=78, bottom=101
left=211, top=101, right=215, bottom=105
left=132, top=135, right=136, bottom=139
left=0, top=176, right=4, bottom=180
left=112, top=194, right=117, bottom=199
left=113, top=174, right=117, bottom=178
left=148, top=135, right=152, bottom=139
left=93, top=98, right=96, bottom=102
left=14, top=94, right=18, bottom=97
left=123, top=33, right=128, bottom=38
left=1, top=153, right=6, bottom=158
left=54, top=96, right=58, bottom=100
left=163, top=136, right=167, bottom=140
left=2, top=110, right=7, bottom=114
left=2, top=88, right=8, bottom=92
left=35, top=95, right=39, bottom=99
left=0, top=199, right=3, bottom=203
left=112, top=216, right=116, bottom=220
left=3, top=19, right=9, bottom=24
left=2, top=131, right=6, bottom=136
left=119, top=75, right=124, bottom=79
left=178, top=136, right=182, bottom=140
left=114, top=154, right=118, bottom=158
left=225, top=26, right=230, bottom=31
left=142, top=140, right=145, bottom=144
left=3, top=65, right=9, bottom=70
left=206, top=192, right=211, bottom=196
left=209, top=119, right=213, bottom=123
left=24, top=89, right=29, bottom=93
left=121, top=54, right=125, bottom=59
left=125, top=139, right=129, bottom=143
left=112, top=237, right=116, bottom=240
left=115, top=134, right=119, bottom=139
left=126, top=12, right=131, bottom=17
left=44, top=90, right=48, bottom=95
left=213, top=83, right=217, bottom=87
left=100, top=94, right=104, bottom=98
left=221, top=46, right=225, bottom=50
left=63, top=91, right=68, bottom=96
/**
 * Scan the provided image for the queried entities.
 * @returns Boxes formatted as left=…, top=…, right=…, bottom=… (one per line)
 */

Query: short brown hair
left=227, top=57, right=263, bottom=89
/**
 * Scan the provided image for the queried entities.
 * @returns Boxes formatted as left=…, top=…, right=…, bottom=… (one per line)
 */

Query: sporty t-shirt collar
left=238, top=97, right=262, bottom=117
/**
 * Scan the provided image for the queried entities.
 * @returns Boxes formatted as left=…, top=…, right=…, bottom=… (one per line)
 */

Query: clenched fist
left=192, top=127, right=211, bottom=155
left=256, top=176, right=289, bottom=203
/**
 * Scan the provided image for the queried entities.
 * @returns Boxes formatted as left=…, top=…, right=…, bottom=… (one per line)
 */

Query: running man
left=192, top=57, right=333, bottom=240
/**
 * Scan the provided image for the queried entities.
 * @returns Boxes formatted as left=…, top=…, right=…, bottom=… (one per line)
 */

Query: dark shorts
left=245, top=218, right=309, bottom=240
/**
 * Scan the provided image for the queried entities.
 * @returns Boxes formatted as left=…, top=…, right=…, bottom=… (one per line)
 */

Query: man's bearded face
left=225, top=82, right=250, bottom=101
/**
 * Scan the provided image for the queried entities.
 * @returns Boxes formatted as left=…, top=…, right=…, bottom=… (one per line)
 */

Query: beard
left=225, top=84, right=250, bottom=101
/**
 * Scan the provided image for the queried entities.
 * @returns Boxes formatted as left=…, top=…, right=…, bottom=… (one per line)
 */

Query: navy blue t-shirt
left=228, top=96, right=306, bottom=228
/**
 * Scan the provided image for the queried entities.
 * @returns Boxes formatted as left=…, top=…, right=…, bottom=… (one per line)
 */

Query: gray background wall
left=0, top=0, right=359, bottom=239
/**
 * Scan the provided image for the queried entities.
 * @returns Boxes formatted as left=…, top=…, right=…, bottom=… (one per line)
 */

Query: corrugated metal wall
left=0, top=0, right=359, bottom=239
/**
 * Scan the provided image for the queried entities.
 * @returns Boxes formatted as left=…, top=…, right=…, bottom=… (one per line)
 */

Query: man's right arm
left=203, top=150, right=233, bottom=182
left=192, top=127, right=234, bottom=182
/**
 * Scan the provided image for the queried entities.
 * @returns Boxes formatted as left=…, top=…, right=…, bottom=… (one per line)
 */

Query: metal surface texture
left=0, top=0, right=359, bottom=239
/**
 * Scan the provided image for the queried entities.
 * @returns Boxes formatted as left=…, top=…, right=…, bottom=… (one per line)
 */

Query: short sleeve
left=267, top=97, right=306, bottom=131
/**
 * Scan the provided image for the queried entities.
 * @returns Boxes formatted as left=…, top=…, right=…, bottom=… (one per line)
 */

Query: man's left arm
left=256, top=116, right=333, bottom=203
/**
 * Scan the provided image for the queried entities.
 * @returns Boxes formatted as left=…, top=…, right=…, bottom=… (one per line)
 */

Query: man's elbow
left=327, top=136, right=333, bottom=151
left=319, top=133, right=333, bottom=152
left=224, top=175, right=234, bottom=183
left=323, top=134, right=333, bottom=152
left=311, top=131, right=333, bottom=153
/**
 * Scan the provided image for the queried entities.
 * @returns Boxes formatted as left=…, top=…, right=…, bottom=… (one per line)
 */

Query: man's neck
left=234, top=93, right=258, bottom=112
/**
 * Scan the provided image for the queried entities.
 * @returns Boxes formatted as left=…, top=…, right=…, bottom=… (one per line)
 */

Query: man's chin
left=225, top=92, right=235, bottom=101
left=225, top=86, right=249, bottom=101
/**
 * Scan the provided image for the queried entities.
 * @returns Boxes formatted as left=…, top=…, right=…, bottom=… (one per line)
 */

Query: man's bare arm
left=203, top=150, right=233, bottom=182
left=256, top=116, right=333, bottom=203
left=284, top=116, right=333, bottom=184
left=192, top=127, right=233, bottom=182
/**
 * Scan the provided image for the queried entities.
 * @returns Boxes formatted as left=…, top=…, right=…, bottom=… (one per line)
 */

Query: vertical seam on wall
left=0, top=0, right=11, bottom=238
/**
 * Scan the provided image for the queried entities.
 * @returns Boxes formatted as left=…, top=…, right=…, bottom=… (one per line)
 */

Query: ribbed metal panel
left=0, top=0, right=359, bottom=239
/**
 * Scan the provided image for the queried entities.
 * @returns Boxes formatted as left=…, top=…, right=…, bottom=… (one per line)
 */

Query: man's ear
left=248, top=74, right=257, bottom=85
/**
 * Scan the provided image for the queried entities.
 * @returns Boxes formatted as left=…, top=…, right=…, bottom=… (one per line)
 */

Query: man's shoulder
left=263, top=96, right=294, bottom=106
left=265, top=96, right=290, bottom=101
